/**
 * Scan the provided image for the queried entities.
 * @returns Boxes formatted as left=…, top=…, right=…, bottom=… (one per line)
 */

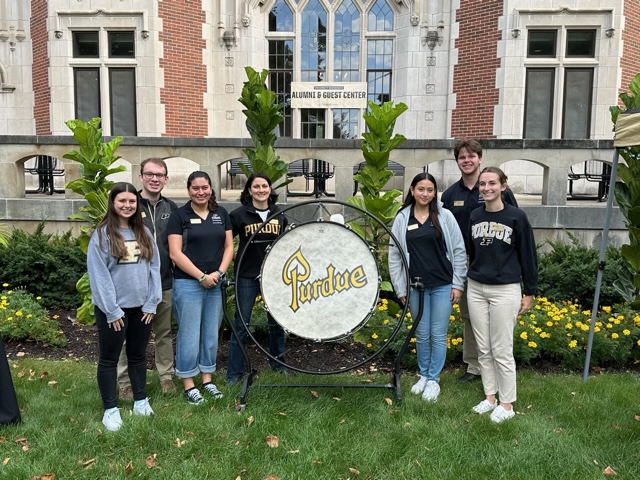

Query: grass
left=1, top=360, right=639, bottom=480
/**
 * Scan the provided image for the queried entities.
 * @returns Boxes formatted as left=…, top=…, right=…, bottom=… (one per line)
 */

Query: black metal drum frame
left=222, top=200, right=424, bottom=410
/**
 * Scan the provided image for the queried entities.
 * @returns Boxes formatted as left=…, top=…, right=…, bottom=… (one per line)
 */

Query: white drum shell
left=260, top=222, right=379, bottom=340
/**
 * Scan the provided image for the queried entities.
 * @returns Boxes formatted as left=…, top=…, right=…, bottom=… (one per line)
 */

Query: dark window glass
left=109, top=31, right=135, bottom=58
left=333, top=108, right=359, bottom=139
left=74, top=68, right=101, bottom=121
left=269, top=0, right=294, bottom=32
left=367, top=39, right=393, bottom=106
left=73, top=31, right=99, bottom=58
left=527, top=30, right=557, bottom=57
left=110, top=68, right=137, bottom=136
left=334, top=0, right=360, bottom=82
left=524, top=68, right=554, bottom=139
left=562, top=68, right=593, bottom=139
left=301, top=0, right=327, bottom=82
left=566, top=30, right=595, bottom=57
left=301, top=108, right=326, bottom=139
left=269, top=40, right=293, bottom=138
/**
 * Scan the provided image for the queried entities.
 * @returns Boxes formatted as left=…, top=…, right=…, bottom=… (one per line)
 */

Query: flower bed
left=354, top=297, right=640, bottom=371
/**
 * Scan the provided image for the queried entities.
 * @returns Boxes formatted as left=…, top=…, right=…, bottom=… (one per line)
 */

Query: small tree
left=64, top=117, right=125, bottom=324
left=610, top=74, right=640, bottom=309
left=238, top=66, right=290, bottom=189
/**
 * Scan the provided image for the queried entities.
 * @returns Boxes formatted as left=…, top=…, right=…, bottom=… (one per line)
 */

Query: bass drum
left=260, top=221, right=379, bottom=341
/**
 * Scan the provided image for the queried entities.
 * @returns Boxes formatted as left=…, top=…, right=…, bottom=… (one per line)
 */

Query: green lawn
left=1, top=359, right=639, bottom=480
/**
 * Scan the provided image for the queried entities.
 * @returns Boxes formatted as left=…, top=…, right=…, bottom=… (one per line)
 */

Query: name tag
left=454, top=200, right=464, bottom=207
left=407, top=224, right=419, bottom=231
left=190, top=218, right=202, bottom=224
left=141, top=212, right=147, bottom=218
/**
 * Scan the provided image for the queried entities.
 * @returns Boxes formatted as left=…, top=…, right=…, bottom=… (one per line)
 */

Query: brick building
left=1, top=0, right=637, bottom=141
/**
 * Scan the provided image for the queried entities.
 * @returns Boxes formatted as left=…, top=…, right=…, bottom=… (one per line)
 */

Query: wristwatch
left=216, top=269, right=225, bottom=278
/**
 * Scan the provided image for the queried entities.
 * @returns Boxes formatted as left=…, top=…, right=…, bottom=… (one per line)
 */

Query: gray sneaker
left=102, top=407, right=123, bottom=431
left=203, top=382, right=223, bottom=399
left=184, top=388, right=205, bottom=405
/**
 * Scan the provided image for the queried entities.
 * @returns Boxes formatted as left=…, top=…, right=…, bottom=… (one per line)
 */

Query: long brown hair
left=401, top=172, right=444, bottom=241
left=96, top=182, right=155, bottom=260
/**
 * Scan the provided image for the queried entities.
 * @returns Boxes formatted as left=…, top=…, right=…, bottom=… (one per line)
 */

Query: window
left=72, top=30, right=137, bottom=136
left=267, top=0, right=395, bottom=139
left=524, top=29, right=595, bottom=139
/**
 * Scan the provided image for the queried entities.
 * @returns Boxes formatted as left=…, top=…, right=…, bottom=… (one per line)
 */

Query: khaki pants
left=458, top=286, right=481, bottom=375
left=466, top=279, right=520, bottom=404
left=118, top=289, right=174, bottom=388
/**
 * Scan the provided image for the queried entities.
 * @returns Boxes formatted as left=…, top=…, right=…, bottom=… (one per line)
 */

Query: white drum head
left=260, top=222, right=379, bottom=341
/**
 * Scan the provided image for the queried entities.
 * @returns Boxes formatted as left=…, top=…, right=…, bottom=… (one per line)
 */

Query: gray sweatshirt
left=87, top=226, right=162, bottom=323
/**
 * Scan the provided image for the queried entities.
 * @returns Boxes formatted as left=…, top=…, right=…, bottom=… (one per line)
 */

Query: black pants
left=95, top=306, right=152, bottom=409
left=0, top=337, right=21, bottom=425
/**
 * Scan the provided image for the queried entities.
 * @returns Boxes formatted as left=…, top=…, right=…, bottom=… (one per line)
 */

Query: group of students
left=87, top=138, right=537, bottom=431
left=389, top=139, right=538, bottom=423
left=87, top=158, right=285, bottom=431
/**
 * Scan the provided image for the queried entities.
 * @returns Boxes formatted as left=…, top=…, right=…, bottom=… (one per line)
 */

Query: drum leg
left=393, top=372, right=403, bottom=404
left=237, top=371, right=255, bottom=411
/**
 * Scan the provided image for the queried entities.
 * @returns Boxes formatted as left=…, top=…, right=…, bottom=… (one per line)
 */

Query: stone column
left=0, top=162, right=23, bottom=197
left=334, top=165, right=354, bottom=203
left=541, top=164, right=567, bottom=206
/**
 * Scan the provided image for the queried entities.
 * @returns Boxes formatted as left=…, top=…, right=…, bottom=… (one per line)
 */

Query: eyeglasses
left=142, top=172, right=167, bottom=180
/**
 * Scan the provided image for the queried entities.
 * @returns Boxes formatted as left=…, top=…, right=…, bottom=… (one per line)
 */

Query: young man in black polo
left=441, top=139, right=518, bottom=383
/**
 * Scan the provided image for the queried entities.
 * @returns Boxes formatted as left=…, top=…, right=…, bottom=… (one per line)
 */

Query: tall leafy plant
left=64, top=117, right=125, bottom=323
left=238, top=66, right=290, bottom=189
left=610, top=73, right=640, bottom=309
left=346, top=101, right=407, bottom=291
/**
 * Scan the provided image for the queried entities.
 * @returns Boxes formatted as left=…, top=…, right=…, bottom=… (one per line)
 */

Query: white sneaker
left=422, top=380, right=440, bottom=402
left=410, top=376, right=428, bottom=395
left=490, top=405, right=515, bottom=423
left=102, top=407, right=123, bottom=431
left=472, top=399, right=497, bottom=414
left=133, top=397, right=154, bottom=416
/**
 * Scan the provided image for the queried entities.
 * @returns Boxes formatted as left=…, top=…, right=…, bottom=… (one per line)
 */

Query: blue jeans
left=409, top=284, right=452, bottom=382
left=173, top=278, right=223, bottom=378
left=226, top=277, right=286, bottom=381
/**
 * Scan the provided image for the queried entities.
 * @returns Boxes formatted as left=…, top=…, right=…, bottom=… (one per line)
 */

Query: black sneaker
left=184, top=387, right=205, bottom=405
left=202, top=382, right=224, bottom=399
left=457, top=372, right=481, bottom=383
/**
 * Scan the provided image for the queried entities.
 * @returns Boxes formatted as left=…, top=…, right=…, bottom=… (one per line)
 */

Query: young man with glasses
left=117, top=158, right=178, bottom=397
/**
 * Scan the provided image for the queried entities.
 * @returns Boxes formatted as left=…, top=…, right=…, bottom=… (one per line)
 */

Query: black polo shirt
left=166, top=202, right=232, bottom=280
left=441, top=178, right=518, bottom=248
left=406, top=207, right=453, bottom=288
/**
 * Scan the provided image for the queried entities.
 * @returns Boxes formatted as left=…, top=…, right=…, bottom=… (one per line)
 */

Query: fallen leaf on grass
left=175, top=438, right=186, bottom=448
left=0, top=436, right=5, bottom=443
left=145, top=454, right=157, bottom=469
left=2, top=458, right=9, bottom=465
left=384, top=398, right=393, bottom=405
left=389, top=409, right=399, bottom=414
left=287, top=449, right=300, bottom=454
left=310, top=390, right=319, bottom=398
left=48, top=381, right=57, bottom=387
left=265, top=435, right=279, bottom=448
left=17, top=371, right=25, bottom=378
left=312, top=460, right=322, bottom=465
left=634, top=415, right=640, bottom=421
left=339, top=419, right=345, bottom=424
left=40, top=474, right=56, bottom=480
left=15, top=437, right=29, bottom=451
left=277, top=412, right=286, bottom=416
left=593, top=460, right=599, bottom=465
left=40, top=371, right=48, bottom=380
left=263, top=475, right=280, bottom=480
left=183, top=412, right=193, bottom=419
left=247, top=416, right=254, bottom=427
left=81, top=458, right=96, bottom=468
left=16, top=352, right=25, bottom=357
left=332, top=397, right=341, bottom=401
left=234, top=440, right=241, bottom=446
left=125, top=461, right=133, bottom=472
left=349, top=467, right=360, bottom=475
left=235, top=476, right=241, bottom=480
left=603, top=466, right=617, bottom=475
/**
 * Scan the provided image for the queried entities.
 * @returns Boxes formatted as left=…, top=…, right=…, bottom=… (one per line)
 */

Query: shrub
left=0, top=287, right=66, bottom=347
left=0, top=223, right=85, bottom=309
left=537, top=235, right=626, bottom=307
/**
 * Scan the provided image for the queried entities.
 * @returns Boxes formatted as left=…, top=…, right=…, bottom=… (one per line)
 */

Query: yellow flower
left=529, top=314, right=535, bottom=319
left=53, top=315, right=59, bottom=319
left=367, top=343, right=372, bottom=348
left=527, top=341, right=537, bottom=348
left=611, top=333, right=619, bottom=339
left=581, top=324, right=589, bottom=331
left=623, top=329, right=630, bottom=336
left=546, top=321, right=553, bottom=327
left=565, top=323, right=573, bottom=329
left=15, top=311, right=22, bottom=317
left=411, top=349, right=416, bottom=354
left=540, top=332, right=550, bottom=339
left=568, top=340, right=577, bottom=348
left=519, top=320, right=525, bottom=325
left=637, top=340, right=640, bottom=347
left=634, top=316, right=640, bottom=327
left=594, top=327, right=601, bottom=333
left=520, top=332, right=528, bottom=340
left=1, top=283, right=7, bottom=287
left=371, top=333, right=378, bottom=339
left=410, top=337, right=416, bottom=343
left=383, top=319, right=389, bottom=325
left=606, top=323, right=613, bottom=329
left=602, top=306, right=611, bottom=313
left=552, top=315, right=561, bottom=321
left=36, top=296, right=42, bottom=300
left=534, top=327, right=542, bottom=333
left=449, top=315, right=456, bottom=321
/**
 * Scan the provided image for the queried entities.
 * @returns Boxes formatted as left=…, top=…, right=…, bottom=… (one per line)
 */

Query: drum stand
left=223, top=200, right=419, bottom=411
